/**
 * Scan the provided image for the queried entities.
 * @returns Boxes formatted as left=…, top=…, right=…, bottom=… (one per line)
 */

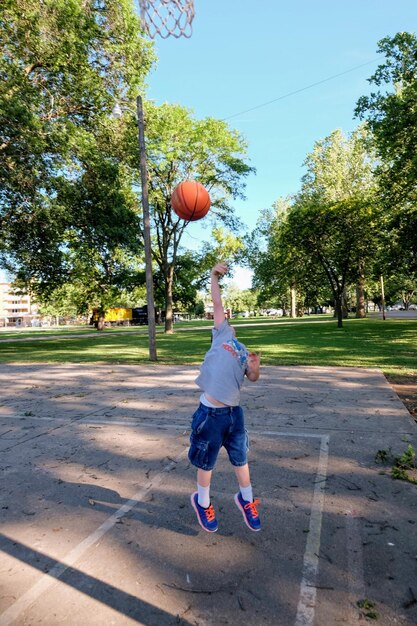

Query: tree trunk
left=402, top=291, right=413, bottom=310
left=355, top=261, right=366, bottom=318
left=96, top=305, right=106, bottom=331
left=356, top=268, right=366, bottom=318
left=97, top=315, right=105, bottom=331
left=342, top=287, right=349, bottom=318
left=335, top=295, right=343, bottom=328
left=164, top=265, right=174, bottom=334
left=290, top=285, right=296, bottom=318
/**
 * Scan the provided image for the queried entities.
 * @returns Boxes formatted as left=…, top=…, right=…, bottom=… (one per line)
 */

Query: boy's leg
left=197, top=468, right=212, bottom=487
left=197, top=468, right=212, bottom=507
left=234, top=463, right=251, bottom=489
left=191, top=468, right=218, bottom=532
left=234, top=463, right=254, bottom=503
left=233, top=464, right=261, bottom=531
left=188, top=405, right=227, bottom=531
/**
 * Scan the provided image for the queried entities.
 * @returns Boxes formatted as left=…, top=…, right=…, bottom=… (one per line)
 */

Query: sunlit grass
left=0, top=313, right=333, bottom=340
left=0, top=317, right=416, bottom=379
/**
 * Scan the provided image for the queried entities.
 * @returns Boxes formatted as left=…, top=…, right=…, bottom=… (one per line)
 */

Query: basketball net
left=138, top=0, right=195, bottom=39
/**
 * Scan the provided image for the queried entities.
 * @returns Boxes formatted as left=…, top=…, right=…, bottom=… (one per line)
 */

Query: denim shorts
left=188, top=403, right=249, bottom=471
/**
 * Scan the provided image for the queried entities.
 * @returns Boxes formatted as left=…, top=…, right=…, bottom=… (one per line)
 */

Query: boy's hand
left=248, top=351, right=261, bottom=368
left=246, top=351, right=261, bottom=381
left=211, top=262, right=229, bottom=277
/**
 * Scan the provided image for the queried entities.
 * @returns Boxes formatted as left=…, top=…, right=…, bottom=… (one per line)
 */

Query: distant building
left=0, top=283, right=39, bottom=327
left=204, top=303, right=232, bottom=320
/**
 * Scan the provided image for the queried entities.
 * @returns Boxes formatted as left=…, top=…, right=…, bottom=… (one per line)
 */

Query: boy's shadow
left=44, top=479, right=198, bottom=537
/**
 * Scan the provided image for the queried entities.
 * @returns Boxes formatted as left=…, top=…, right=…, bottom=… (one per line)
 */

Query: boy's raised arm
left=211, top=262, right=228, bottom=328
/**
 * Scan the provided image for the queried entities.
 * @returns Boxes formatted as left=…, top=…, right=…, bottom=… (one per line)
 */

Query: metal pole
left=380, top=275, right=386, bottom=321
left=136, top=95, right=157, bottom=360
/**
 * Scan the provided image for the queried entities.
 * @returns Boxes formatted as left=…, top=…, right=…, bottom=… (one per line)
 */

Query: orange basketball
left=171, top=180, right=211, bottom=221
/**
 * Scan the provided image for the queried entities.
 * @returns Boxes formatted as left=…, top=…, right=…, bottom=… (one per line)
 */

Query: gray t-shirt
left=195, top=320, right=249, bottom=406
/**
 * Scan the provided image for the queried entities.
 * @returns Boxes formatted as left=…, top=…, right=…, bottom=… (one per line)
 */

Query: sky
left=144, top=0, right=417, bottom=287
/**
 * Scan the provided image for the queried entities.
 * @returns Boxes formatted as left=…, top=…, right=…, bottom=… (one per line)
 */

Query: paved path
left=0, top=364, right=416, bottom=625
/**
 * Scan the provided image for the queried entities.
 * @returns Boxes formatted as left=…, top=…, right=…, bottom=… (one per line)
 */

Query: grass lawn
left=0, top=317, right=416, bottom=380
left=0, top=325, right=147, bottom=340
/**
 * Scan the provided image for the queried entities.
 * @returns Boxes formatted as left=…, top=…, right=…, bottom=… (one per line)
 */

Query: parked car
left=266, top=309, right=283, bottom=317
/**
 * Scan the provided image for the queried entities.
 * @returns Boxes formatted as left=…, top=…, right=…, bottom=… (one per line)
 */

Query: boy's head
left=210, top=323, right=236, bottom=345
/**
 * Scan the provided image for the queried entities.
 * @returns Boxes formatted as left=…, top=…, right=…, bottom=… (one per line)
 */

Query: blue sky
left=146, top=0, right=416, bottom=280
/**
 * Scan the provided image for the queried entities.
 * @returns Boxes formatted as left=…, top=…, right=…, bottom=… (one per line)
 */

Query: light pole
left=380, top=275, right=386, bottom=321
left=113, top=96, right=157, bottom=360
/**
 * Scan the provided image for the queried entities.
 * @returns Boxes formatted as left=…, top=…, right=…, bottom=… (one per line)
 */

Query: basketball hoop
left=138, top=0, right=195, bottom=39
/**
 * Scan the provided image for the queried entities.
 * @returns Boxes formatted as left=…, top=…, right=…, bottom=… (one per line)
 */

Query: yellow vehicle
left=104, top=308, right=132, bottom=323
left=90, top=307, right=132, bottom=326
left=90, top=306, right=158, bottom=326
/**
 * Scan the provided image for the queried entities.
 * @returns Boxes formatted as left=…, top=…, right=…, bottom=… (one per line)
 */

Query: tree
left=355, top=32, right=417, bottom=278
left=36, top=284, right=80, bottom=324
left=301, top=127, right=378, bottom=318
left=56, top=143, right=146, bottom=329
left=0, top=0, right=155, bottom=299
left=118, top=102, right=253, bottom=332
left=282, top=196, right=378, bottom=327
left=380, top=274, right=416, bottom=309
left=249, top=199, right=331, bottom=316
left=223, top=284, right=257, bottom=315
left=249, top=129, right=380, bottom=327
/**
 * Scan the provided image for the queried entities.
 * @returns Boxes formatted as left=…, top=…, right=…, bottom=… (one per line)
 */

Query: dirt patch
left=386, top=374, right=417, bottom=423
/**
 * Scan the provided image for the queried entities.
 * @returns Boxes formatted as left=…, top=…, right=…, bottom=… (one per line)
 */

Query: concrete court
left=0, top=364, right=417, bottom=626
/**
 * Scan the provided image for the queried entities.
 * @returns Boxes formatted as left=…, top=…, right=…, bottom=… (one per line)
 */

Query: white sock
left=197, top=484, right=210, bottom=508
left=240, top=484, right=253, bottom=503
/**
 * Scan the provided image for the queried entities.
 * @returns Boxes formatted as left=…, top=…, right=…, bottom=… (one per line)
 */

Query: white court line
left=294, top=434, right=330, bottom=626
left=0, top=425, right=329, bottom=626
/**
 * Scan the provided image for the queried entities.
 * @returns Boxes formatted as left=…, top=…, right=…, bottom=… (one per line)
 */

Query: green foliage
left=223, top=284, right=257, bottom=314
left=301, top=127, right=376, bottom=202
left=153, top=250, right=205, bottom=312
left=194, top=300, right=205, bottom=317
left=381, top=274, right=416, bottom=308
left=355, top=32, right=417, bottom=276
left=37, top=284, right=85, bottom=318
left=249, top=199, right=320, bottom=311
left=0, top=0, right=155, bottom=301
left=249, top=129, right=380, bottom=326
left=143, top=103, right=254, bottom=225
left=375, top=443, right=417, bottom=485
left=357, top=599, right=378, bottom=620
left=115, top=101, right=253, bottom=331
left=375, top=448, right=392, bottom=463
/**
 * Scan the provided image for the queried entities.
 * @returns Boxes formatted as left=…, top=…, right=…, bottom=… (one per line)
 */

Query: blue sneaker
left=191, top=492, right=218, bottom=533
left=234, top=492, right=261, bottom=531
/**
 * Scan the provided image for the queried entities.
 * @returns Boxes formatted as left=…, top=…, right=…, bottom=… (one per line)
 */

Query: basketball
left=171, top=180, right=211, bottom=221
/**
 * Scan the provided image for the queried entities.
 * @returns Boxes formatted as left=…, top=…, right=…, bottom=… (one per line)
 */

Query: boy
left=189, top=262, right=261, bottom=532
